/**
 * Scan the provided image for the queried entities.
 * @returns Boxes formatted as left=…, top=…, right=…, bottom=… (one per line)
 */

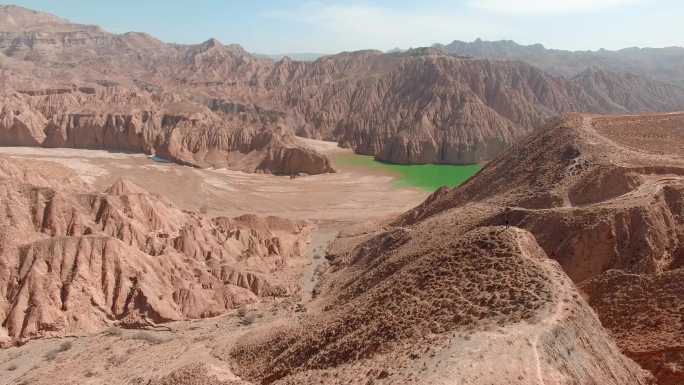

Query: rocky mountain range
left=2, top=5, right=684, bottom=167
left=0, top=5, right=333, bottom=175
left=440, top=38, right=684, bottom=87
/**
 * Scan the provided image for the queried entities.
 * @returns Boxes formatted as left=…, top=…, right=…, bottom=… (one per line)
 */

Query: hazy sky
left=8, top=0, right=683, bottom=54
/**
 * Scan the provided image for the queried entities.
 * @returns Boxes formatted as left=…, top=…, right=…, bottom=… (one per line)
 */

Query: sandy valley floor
left=0, top=139, right=426, bottom=223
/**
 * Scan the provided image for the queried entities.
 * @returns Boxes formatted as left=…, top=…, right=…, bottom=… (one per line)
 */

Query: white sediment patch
left=38, top=157, right=108, bottom=185
left=295, top=137, right=348, bottom=154
left=0, top=147, right=149, bottom=185
left=201, top=176, right=238, bottom=192
left=3, top=155, right=109, bottom=185
left=0, top=147, right=146, bottom=159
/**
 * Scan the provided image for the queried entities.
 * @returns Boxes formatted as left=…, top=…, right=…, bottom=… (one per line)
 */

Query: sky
left=7, top=0, right=684, bottom=54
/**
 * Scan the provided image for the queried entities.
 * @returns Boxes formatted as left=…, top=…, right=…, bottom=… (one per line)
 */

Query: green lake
left=333, top=154, right=483, bottom=192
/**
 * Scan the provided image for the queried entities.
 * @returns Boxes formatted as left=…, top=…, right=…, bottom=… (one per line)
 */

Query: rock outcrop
left=0, top=157, right=311, bottom=345
left=581, top=269, right=684, bottom=385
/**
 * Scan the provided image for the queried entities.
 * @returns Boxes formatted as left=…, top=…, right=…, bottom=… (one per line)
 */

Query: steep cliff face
left=0, top=88, right=334, bottom=174
left=0, top=158, right=312, bottom=345
left=263, top=52, right=684, bottom=164
left=266, top=53, right=532, bottom=164
left=572, top=67, right=684, bottom=112
left=0, top=93, right=47, bottom=145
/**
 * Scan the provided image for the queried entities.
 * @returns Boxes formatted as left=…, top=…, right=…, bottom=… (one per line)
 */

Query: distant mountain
left=258, top=52, right=327, bottom=62
left=438, top=39, right=684, bottom=85
left=0, top=4, right=70, bottom=31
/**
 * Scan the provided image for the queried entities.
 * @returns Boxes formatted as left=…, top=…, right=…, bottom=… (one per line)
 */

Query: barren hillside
left=223, top=112, right=684, bottom=384
left=387, top=112, right=684, bottom=384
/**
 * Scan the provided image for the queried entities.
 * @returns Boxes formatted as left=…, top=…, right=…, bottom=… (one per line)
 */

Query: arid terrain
left=0, top=3, right=683, bottom=385
left=0, top=138, right=429, bottom=384
left=1, top=112, right=683, bottom=385
left=3, top=5, right=684, bottom=167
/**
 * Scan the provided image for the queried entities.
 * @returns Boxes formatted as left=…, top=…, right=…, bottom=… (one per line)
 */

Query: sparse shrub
left=240, top=313, right=257, bottom=326
left=58, top=341, right=73, bottom=351
left=129, top=331, right=170, bottom=345
left=84, top=370, right=98, bottom=378
left=237, top=304, right=248, bottom=317
left=199, top=205, right=209, bottom=214
left=106, top=353, right=128, bottom=368
left=104, top=326, right=123, bottom=337
left=44, top=340, right=73, bottom=361
left=192, top=334, right=212, bottom=343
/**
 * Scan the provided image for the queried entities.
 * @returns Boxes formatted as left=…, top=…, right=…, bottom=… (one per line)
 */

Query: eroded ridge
left=229, top=227, right=649, bottom=385
left=0, top=156, right=311, bottom=345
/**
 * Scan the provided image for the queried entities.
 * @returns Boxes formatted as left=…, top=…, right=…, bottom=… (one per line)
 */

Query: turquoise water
left=333, top=154, right=482, bottom=192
